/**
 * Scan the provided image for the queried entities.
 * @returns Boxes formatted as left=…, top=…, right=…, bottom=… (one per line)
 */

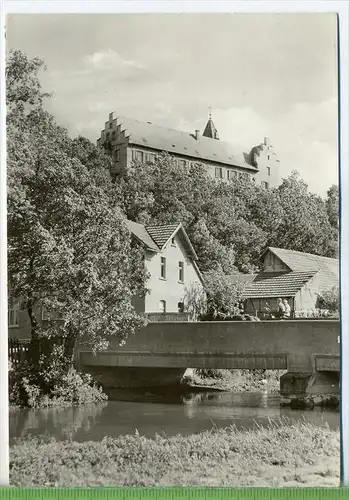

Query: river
left=10, top=390, right=339, bottom=443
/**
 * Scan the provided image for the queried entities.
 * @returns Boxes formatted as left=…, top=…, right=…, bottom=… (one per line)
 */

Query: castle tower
left=202, top=108, right=219, bottom=140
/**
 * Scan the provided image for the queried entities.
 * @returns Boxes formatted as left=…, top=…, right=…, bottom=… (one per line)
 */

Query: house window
left=215, top=167, right=223, bottom=179
left=8, top=302, right=19, bottom=327
left=267, top=167, right=271, bottom=176
left=178, top=302, right=185, bottom=313
left=261, top=181, right=269, bottom=189
left=178, top=261, right=184, bottom=282
left=178, top=159, right=186, bottom=168
left=159, top=300, right=166, bottom=313
left=160, top=257, right=166, bottom=279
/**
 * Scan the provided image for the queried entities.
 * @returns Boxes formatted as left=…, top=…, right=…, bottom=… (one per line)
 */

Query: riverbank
left=183, top=369, right=284, bottom=393
left=10, top=419, right=339, bottom=487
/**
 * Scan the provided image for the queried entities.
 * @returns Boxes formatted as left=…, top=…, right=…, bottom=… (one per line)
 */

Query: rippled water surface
left=10, top=390, right=339, bottom=443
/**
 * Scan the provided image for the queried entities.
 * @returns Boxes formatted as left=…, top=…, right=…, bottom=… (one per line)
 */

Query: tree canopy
left=7, top=50, right=147, bottom=358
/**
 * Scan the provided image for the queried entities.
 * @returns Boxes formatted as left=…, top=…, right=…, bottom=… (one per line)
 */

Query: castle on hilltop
left=97, top=112, right=280, bottom=188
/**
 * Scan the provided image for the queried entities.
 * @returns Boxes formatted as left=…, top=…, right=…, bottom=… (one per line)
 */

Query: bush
left=9, top=346, right=107, bottom=408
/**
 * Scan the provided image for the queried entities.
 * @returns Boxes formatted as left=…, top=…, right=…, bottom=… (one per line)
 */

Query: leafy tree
left=274, top=171, right=336, bottom=257
left=6, top=49, right=51, bottom=124
left=7, top=50, right=147, bottom=366
left=317, top=285, right=340, bottom=313
left=326, top=184, right=339, bottom=229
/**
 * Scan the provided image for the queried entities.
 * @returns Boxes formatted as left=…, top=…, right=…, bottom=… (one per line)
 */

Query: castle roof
left=105, top=115, right=258, bottom=171
left=203, top=117, right=219, bottom=140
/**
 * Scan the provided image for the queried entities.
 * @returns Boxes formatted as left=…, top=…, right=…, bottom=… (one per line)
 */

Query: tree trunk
left=27, top=292, right=40, bottom=366
left=63, top=324, right=79, bottom=369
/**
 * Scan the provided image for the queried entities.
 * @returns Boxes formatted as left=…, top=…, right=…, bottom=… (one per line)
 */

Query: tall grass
left=10, top=419, right=339, bottom=487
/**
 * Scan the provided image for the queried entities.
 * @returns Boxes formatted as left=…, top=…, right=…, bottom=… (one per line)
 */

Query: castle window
left=114, top=149, right=120, bottom=162
left=215, top=167, right=223, bottom=179
left=228, top=170, right=237, bottom=180
left=178, top=159, right=186, bottom=168
left=261, top=181, right=269, bottom=189
left=267, top=167, right=271, bottom=176
left=147, top=153, right=156, bottom=163
left=133, top=150, right=144, bottom=162
left=109, top=122, right=113, bottom=129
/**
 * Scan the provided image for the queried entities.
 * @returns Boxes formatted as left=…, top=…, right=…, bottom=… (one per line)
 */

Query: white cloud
left=83, top=48, right=145, bottom=71
left=177, top=99, right=338, bottom=197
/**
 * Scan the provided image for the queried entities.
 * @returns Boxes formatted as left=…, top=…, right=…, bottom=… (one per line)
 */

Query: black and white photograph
left=1, top=5, right=346, bottom=489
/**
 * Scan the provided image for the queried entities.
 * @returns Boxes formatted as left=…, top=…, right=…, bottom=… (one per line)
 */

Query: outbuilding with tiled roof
left=242, top=247, right=338, bottom=318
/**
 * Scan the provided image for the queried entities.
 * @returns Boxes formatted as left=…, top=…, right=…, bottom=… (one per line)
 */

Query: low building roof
left=109, top=116, right=257, bottom=172
left=243, top=271, right=318, bottom=299
left=266, top=247, right=339, bottom=277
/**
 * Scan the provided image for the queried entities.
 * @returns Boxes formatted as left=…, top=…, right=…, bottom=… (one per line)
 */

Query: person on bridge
left=283, top=299, right=291, bottom=318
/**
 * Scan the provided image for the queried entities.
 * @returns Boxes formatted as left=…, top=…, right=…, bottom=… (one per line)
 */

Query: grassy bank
left=184, top=369, right=285, bottom=393
left=10, top=419, right=339, bottom=487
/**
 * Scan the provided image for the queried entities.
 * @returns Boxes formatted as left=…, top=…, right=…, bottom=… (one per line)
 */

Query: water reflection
left=11, top=403, right=107, bottom=442
left=10, top=390, right=339, bottom=443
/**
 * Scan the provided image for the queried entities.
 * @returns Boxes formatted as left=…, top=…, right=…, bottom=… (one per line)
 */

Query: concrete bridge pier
left=280, top=352, right=340, bottom=408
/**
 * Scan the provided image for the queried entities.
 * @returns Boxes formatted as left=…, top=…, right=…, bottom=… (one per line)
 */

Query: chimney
left=264, top=137, right=270, bottom=146
left=109, top=112, right=114, bottom=121
left=195, top=129, right=200, bottom=140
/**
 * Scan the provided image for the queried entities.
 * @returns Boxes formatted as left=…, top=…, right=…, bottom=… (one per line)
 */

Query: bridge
left=77, top=320, right=340, bottom=404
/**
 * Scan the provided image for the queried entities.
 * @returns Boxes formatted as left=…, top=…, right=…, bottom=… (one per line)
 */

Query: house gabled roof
left=127, top=220, right=198, bottom=260
left=146, top=223, right=198, bottom=260
left=106, top=116, right=257, bottom=172
left=145, top=224, right=180, bottom=249
left=265, top=247, right=339, bottom=277
left=126, top=220, right=159, bottom=252
left=243, top=271, right=318, bottom=299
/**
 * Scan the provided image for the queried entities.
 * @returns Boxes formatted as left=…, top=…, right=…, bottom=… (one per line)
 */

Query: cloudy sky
left=6, top=13, right=338, bottom=196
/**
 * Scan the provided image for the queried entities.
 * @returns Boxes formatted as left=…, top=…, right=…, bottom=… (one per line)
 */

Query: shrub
left=9, top=345, right=106, bottom=408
